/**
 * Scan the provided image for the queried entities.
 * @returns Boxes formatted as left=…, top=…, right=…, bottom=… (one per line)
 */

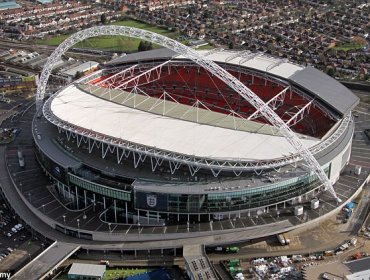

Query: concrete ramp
left=183, top=244, right=219, bottom=280
left=10, top=241, right=80, bottom=280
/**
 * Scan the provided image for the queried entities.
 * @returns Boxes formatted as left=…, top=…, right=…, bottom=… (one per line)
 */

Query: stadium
left=25, top=27, right=362, bottom=243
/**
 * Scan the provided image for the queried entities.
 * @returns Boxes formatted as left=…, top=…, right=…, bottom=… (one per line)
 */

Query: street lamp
left=108, top=222, right=112, bottom=233
left=62, top=215, right=66, bottom=234
left=77, top=219, right=80, bottom=238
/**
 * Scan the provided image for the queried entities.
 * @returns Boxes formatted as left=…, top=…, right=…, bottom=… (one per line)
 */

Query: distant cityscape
left=125, top=0, right=369, bottom=81
left=0, top=0, right=368, bottom=82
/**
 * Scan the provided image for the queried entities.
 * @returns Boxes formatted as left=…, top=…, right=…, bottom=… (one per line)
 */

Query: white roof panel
left=269, top=62, right=303, bottom=78
left=50, top=85, right=319, bottom=161
left=68, top=263, right=106, bottom=277
left=63, top=61, right=99, bottom=77
left=186, top=50, right=303, bottom=78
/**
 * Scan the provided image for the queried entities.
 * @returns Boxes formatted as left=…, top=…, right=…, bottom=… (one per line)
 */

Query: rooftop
left=68, top=263, right=106, bottom=277
left=62, top=61, right=99, bottom=77
left=0, top=1, right=21, bottom=10
left=49, top=84, right=319, bottom=161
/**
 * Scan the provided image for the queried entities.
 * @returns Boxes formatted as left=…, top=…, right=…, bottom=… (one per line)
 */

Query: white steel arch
left=36, top=26, right=340, bottom=202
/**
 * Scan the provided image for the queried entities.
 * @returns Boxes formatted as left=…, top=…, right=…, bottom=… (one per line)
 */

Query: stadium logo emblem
left=146, top=194, right=157, bottom=208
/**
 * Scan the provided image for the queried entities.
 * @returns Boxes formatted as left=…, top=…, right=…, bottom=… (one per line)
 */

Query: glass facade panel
left=145, top=169, right=329, bottom=213
left=69, top=173, right=131, bottom=201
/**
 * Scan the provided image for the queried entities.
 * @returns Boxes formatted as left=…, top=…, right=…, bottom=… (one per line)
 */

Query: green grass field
left=333, top=41, right=365, bottom=51
left=196, top=44, right=213, bottom=50
left=55, top=268, right=149, bottom=280
left=102, top=268, right=149, bottom=280
left=35, top=19, right=179, bottom=52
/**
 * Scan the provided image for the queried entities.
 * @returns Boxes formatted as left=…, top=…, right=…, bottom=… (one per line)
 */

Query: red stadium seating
left=92, top=65, right=334, bottom=138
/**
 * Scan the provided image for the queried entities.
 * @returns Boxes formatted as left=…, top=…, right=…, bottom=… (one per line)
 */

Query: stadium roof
left=78, top=84, right=285, bottom=136
left=289, top=67, right=359, bottom=115
left=50, top=85, right=319, bottom=161
left=108, top=49, right=359, bottom=116
left=33, top=120, right=82, bottom=169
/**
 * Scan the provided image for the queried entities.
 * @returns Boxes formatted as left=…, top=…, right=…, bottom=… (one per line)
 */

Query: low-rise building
left=68, top=263, right=106, bottom=280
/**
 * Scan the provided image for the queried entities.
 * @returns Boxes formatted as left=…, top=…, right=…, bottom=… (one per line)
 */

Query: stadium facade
left=33, top=35, right=359, bottom=239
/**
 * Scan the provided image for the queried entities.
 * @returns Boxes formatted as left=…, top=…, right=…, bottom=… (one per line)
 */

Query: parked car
left=321, top=273, right=330, bottom=280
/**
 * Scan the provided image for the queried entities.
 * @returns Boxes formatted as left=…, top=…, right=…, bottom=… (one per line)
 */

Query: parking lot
left=0, top=196, right=36, bottom=271
left=0, top=93, right=47, bottom=274
left=349, top=91, right=370, bottom=170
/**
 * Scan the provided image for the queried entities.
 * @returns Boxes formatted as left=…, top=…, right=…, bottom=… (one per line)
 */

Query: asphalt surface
left=10, top=242, right=79, bottom=280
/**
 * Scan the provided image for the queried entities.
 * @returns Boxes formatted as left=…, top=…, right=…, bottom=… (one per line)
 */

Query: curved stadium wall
left=33, top=49, right=357, bottom=227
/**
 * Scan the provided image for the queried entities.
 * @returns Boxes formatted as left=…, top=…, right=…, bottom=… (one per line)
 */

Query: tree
left=138, top=41, right=145, bottom=52
left=74, top=71, right=84, bottom=80
left=138, top=41, right=153, bottom=52
left=326, top=66, right=336, bottom=77
left=146, top=42, right=153, bottom=51
left=101, top=14, right=107, bottom=25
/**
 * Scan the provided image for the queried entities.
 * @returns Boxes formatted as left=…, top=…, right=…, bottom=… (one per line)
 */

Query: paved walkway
left=10, top=242, right=79, bottom=280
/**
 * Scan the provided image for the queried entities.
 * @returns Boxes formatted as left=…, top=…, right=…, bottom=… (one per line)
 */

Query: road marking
left=352, top=143, right=369, bottom=146
left=239, top=219, right=245, bottom=228
left=353, top=139, right=368, bottom=143
left=112, top=224, right=117, bottom=232
left=125, top=225, right=132, bottom=234
left=337, top=182, right=357, bottom=191
left=95, top=222, right=104, bottom=231
left=352, top=147, right=370, bottom=151
left=352, top=149, right=370, bottom=154
left=352, top=155, right=370, bottom=160
left=84, top=215, right=99, bottom=227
